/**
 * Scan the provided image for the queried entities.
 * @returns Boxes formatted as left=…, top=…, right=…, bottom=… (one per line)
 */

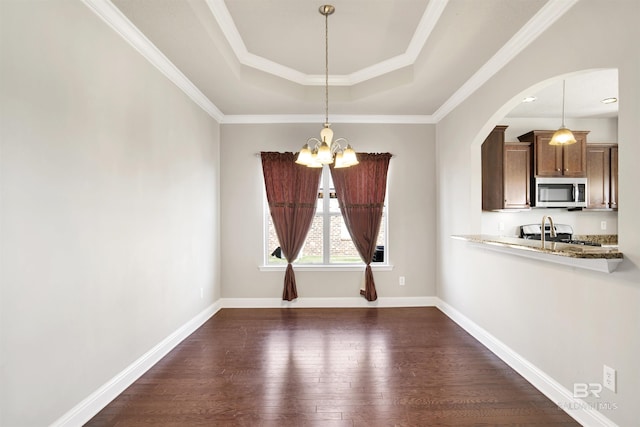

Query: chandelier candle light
left=296, top=5, right=358, bottom=168
left=549, top=79, right=577, bottom=146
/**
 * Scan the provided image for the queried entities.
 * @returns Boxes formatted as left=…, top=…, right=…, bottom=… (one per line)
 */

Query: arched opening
left=473, top=69, right=619, bottom=242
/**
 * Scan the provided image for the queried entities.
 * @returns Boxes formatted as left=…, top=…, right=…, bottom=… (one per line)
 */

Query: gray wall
left=0, top=1, right=221, bottom=425
left=2, top=0, right=638, bottom=426
left=220, top=123, right=436, bottom=299
left=436, top=1, right=639, bottom=426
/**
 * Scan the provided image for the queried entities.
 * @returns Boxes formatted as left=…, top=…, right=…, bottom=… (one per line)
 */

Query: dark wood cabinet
left=482, top=125, right=531, bottom=211
left=503, top=143, right=531, bottom=209
left=482, top=126, right=506, bottom=211
left=586, top=143, right=618, bottom=210
left=518, top=130, right=588, bottom=177
left=611, top=145, right=618, bottom=209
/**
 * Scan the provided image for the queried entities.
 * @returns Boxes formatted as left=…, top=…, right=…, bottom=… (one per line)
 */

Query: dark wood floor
left=86, top=307, right=578, bottom=426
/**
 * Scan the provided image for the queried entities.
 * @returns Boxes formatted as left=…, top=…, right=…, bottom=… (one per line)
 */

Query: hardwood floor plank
left=86, top=308, right=578, bottom=426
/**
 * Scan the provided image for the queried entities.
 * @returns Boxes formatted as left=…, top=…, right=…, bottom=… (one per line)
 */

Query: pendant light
left=295, top=5, right=358, bottom=168
left=549, top=80, right=576, bottom=145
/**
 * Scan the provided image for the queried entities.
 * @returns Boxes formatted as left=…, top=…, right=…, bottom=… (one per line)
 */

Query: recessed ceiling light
left=601, top=97, right=618, bottom=104
left=522, top=96, right=537, bottom=103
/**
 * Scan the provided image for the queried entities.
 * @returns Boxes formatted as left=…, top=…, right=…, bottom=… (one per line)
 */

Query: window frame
left=261, top=165, right=392, bottom=271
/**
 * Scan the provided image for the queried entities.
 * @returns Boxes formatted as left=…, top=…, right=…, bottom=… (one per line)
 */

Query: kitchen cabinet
left=611, top=145, right=618, bottom=208
left=482, top=125, right=531, bottom=210
left=586, top=143, right=618, bottom=210
left=518, top=130, right=589, bottom=177
left=503, top=143, right=531, bottom=209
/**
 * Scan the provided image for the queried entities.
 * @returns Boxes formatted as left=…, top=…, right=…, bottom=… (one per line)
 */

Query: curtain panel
left=261, top=152, right=322, bottom=301
left=330, top=153, right=392, bottom=301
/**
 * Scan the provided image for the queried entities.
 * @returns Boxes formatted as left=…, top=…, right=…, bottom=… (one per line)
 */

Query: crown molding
left=432, top=0, right=579, bottom=122
left=203, top=0, right=313, bottom=86
left=81, top=0, right=224, bottom=122
left=221, top=114, right=436, bottom=125
left=83, top=0, right=577, bottom=126
left=205, top=0, right=448, bottom=86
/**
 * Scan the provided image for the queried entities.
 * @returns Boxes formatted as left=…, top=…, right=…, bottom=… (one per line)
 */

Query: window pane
left=376, top=217, right=385, bottom=246
left=330, top=216, right=361, bottom=263
left=267, top=215, right=286, bottom=264
left=329, top=191, right=341, bottom=213
left=268, top=215, right=325, bottom=264
left=265, top=165, right=388, bottom=266
left=316, top=191, right=324, bottom=213
left=373, top=215, right=386, bottom=263
left=297, top=215, right=324, bottom=263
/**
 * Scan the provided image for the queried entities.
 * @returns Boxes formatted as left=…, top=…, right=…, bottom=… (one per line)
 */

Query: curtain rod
left=254, top=153, right=396, bottom=157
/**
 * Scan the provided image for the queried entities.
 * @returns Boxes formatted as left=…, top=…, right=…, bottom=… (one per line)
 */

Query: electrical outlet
left=603, top=365, right=616, bottom=392
left=499, top=222, right=505, bottom=232
left=601, top=221, right=607, bottom=230
left=399, top=276, right=405, bottom=286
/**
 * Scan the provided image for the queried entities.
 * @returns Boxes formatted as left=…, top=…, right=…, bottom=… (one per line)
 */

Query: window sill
left=259, top=264, right=394, bottom=272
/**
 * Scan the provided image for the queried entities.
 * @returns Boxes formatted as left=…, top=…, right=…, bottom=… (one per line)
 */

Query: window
left=265, top=165, right=388, bottom=266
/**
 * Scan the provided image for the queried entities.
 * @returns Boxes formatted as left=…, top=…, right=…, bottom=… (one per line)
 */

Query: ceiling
left=96, top=0, right=617, bottom=122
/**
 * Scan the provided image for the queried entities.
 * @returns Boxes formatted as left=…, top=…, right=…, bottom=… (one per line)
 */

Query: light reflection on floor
left=262, top=311, right=389, bottom=419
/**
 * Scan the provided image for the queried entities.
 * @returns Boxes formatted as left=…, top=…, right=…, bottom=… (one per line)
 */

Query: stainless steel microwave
left=534, top=177, right=587, bottom=208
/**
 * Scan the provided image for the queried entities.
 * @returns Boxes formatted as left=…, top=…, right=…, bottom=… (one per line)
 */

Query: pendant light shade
left=294, top=144, right=312, bottom=167
left=549, top=127, right=576, bottom=145
left=316, top=140, right=333, bottom=164
left=549, top=80, right=576, bottom=146
left=295, top=5, right=358, bottom=168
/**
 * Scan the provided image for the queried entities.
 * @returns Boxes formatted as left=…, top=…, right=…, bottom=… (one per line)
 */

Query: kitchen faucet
left=541, top=215, right=556, bottom=246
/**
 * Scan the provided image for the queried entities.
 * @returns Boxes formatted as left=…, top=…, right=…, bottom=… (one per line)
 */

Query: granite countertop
left=452, top=234, right=623, bottom=273
left=452, top=235, right=623, bottom=260
left=573, top=234, right=618, bottom=246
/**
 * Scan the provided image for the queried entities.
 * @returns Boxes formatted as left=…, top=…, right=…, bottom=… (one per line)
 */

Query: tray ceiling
left=90, top=0, right=616, bottom=121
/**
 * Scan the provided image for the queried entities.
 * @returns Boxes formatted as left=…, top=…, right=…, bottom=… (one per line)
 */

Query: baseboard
left=50, top=301, right=222, bottom=427
left=220, top=296, right=438, bottom=308
left=435, top=298, right=618, bottom=427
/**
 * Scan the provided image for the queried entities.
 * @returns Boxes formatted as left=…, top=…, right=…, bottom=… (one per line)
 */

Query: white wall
left=502, top=117, right=618, bottom=143
left=436, top=1, right=639, bottom=426
left=0, top=1, right=220, bottom=426
left=220, top=123, right=436, bottom=300
left=481, top=208, right=618, bottom=239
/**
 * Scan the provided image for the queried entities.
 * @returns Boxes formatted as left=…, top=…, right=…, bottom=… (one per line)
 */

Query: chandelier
left=295, top=5, right=358, bottom=168
left=549, top=80, right=576, bottom=145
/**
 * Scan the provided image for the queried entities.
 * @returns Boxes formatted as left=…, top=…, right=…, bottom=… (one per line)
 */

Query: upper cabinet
left=482, top=125, right=531, bottom=211
left=586, top=143, right=618, bottom=210
left=503, top=143, right=531, bottom=209
left=518, top=130, right=589, bottom=177
left=611, top=145, right=618, bottom=209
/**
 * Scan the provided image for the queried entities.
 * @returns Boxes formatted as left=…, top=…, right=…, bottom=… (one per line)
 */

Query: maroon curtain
left=330, top=153, right=391, bottom=301
left=261, top=152, right=322, bottom=301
